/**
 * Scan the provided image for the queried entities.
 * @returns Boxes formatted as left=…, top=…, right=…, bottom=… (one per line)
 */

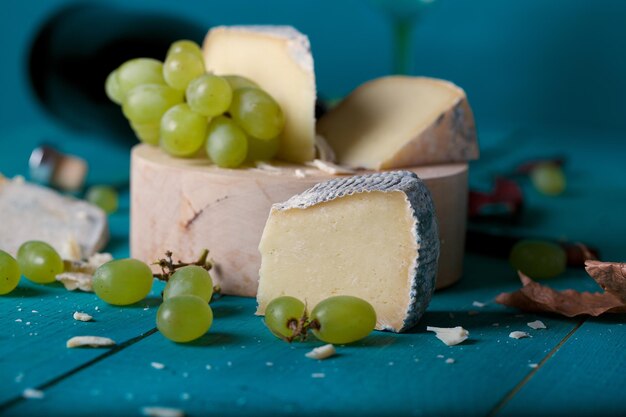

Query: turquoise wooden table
left=0, top=127, right=625, bottom=417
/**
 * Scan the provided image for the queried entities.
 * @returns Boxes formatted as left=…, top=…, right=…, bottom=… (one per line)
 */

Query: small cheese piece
left=305, top=159, right=356, bottom=175
left=305, top=344, right=336, bottom=360
left=203, top=26, right=316, bottom=163
left=66, top=336, right=116, bottom=348
left=509, top=331, right=530, bottom=339
left=73, top=312, right=93, bottom=322
left=317, top=76, right=478, bottom=169
left=0, top=176, right=108, bottom=257
left=426, top=326, right=469, bottom=346
left=22, top=388, right=45, bottom=399
left=56, top=253, right=113, bottom=292
left=527, top=320, right=547, bottom=330
left=256, top=171, right=439, bottom=332
left=142, top=407, right=185, bottom=417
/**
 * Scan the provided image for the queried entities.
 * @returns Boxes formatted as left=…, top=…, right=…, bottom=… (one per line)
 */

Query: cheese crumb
left=22, top=388, right=44, bottom=399
left=254, top=161, right=282, bottom=173
left=472, top=301, right=486, bottom=308
left=57, top=253, right=113, bottom=292
left=60, top=237, right=83, bottom=261
left=73, top=312, right=93, bottom=322
left=151, top=362, right=165, bottom=370
left=426, top=326, right=469, bottom=346
left=141, top=406, right=185, bottom=417
left=305, top=344, right=336, bottom=360
left=314, top=134, right=336, bottom=162
left=445, top=358, right=455, bottom=364
left=527, top=320, right=547, bottom=330
left=529, top=363, right=539, bottom=368
left=436, top=354, right=445, bottom=359
left=66, top=336, right=116, bottom=348
left=509, top=331, right=530, bottom=339
left=294, top=169, right=307, bottom=178
left=305, top=159, right=356, bottom=175
left=311, top=373, right=325, bottom=378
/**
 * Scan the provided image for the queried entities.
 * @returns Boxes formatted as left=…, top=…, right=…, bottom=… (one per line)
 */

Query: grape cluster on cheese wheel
left=105, top=40, right=285, bottom=168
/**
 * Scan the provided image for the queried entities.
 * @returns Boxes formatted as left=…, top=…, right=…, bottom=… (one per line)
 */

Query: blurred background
left=3, top=0, right=626, bottom=141
left=0, top=0, right=624, bottom=257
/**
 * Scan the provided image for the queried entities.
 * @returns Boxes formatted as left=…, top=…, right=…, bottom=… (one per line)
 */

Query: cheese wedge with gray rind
left=0, top=176, right=108, bottom=258
left=203, top=25, right=316, bottom=163
left=256, top=171, right=439, bottom=332
left=317, top=76, right=478, bottom=169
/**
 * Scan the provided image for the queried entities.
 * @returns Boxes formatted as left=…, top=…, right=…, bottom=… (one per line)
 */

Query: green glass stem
left=392, top=18, right=416, bottom=75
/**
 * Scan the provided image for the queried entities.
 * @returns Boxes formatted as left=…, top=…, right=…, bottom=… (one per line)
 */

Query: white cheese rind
left=257, top=171, right=439, bottom=332
left=317, top=76, right=478, bottom=169
left=0, top=177, right=108, bottom=257
left=203, top=25, right=316, bottom=163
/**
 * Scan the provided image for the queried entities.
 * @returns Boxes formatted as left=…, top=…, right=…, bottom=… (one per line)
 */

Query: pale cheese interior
left=256, top=191, right=419, bottom=331
left=318, top=77, right=464, bottom=168
left=203, top=27, right=316, bottom=163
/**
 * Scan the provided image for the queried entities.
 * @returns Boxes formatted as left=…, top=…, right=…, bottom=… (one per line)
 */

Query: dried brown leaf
left=496, top=272, right=626, bottom=317
left=585, top=260, right=626, bottom=303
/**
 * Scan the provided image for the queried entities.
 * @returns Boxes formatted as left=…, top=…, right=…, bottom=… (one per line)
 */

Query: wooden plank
left=1, top=255, right=583, bottom=416
left=494, top=316, right=626, bottom=417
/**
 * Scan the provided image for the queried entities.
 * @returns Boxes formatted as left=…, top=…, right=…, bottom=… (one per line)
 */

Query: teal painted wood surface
left=497, top=315, right=626, bottom=417
left=1, top=129, right=625, bottom=416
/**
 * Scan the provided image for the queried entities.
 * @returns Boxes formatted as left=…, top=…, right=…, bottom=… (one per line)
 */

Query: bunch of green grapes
left=264, top=295, right=377, bottom=344
left=157, top=266, right=215, bottom=342
left=105, top=40, right=285, bottom=168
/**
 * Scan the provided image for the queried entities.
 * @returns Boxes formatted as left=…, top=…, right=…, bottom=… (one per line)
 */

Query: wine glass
left=369, top=0, right=436, bottom=74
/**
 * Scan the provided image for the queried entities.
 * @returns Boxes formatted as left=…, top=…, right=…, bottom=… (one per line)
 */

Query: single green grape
left=222, top=75, right=258, bottom=91
left=163, top=51, right=205, bottom=91
left=160, top=103, right=208, bottom=157
left=229, top=88, right=285, bottom=140
left=93, top=259, right=154, bottom=305
left=17, top=241, right=64, bottom=284
left=246, top=135, right=280, bottom=162
left=530, top=163, right=566, bottom=196
left=264, top=296, right=306, bottom=340
left=122, top=84, right=183, bottom=125
left=205, top=116, right=248, bottom=168
left=163, top=265, right=213, bottom=302
left=130, top=121, right=160, bottom=145
left=116, top=58, right=165, bottom=97
left=157, top=295, right=213, bottom=342
left=310, top=295, right=377, bottom=344
left=86, top=185, right=119, bottom=214
left=509, top=240, right=567, bottom=279
left=186, top=74, right=232, bottom=117
left=105, top=69, right=123, bottom=105
left=167, top=40, right=203, bottom=60
left=0, top=250, right=20, bottom=295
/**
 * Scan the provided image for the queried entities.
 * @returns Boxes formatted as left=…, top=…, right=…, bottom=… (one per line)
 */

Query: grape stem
left=152, top=249, right=222, bottom=299
left=282, top=302, right=320, bottom=343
